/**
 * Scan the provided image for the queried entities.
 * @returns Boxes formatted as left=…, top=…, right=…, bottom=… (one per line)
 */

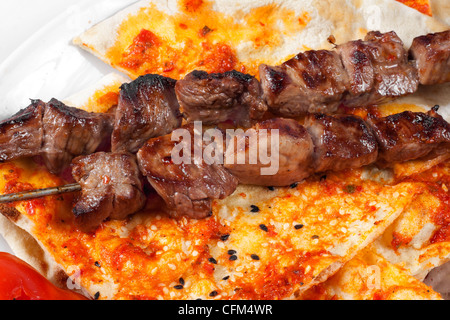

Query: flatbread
left=0, top=158, right=420, bottom=299
left=371, top=163, right=450, bottom=281
left=73, top=0, right=449, bottom=80
left=302, top=245, right=442, bottom=300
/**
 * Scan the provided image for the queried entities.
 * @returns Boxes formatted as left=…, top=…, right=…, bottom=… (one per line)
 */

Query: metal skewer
left=0, top=183, right=81, bottom=204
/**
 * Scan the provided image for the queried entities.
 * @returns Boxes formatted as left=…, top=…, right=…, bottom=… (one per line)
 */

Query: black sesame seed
left=227, top=249, right=237, bottom=255
left=294, top=224, right=304, bottom=230
left=267, top=186, right=275, bottom=191
left=179, top=278, right=185, bottom=285
left=174, top=285, right=184, bottom=290
left=250, top=205, right=260, bottom=213
left=222, top=276, right=230, bottom=281
left=220, top=234, right=230, bottom=241
left=290, top=182, right=298, bottom=189
left=312, top=235, right=319, bottom=239
left=209, top=257, right=217, bottom=264
left=259, top=224, right=268, bottom=232
left=94, top=261, right=101, bottom=268
left=229, top=255, right=238, bottom=261
left=94, top=292, right=100, bottom=300
left=209, top=291, right=218, bottom=297
left=250, top=254, right=260, bottom=261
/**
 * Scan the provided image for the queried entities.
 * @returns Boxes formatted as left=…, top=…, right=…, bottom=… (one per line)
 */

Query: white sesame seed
left=305, top=265, right=311, bottom=273
left=312, top=238, right=319, bottom=245
left=168, top=263, right=177, bottom=270
left=192, top=250, right=199, bottom=257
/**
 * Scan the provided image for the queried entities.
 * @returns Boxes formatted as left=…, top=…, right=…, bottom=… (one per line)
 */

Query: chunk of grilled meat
left=338, top=31, right=419, bottom=107
left=259, top=31, right=420, bottom=116
left=259, top=50, right=348, bottom=117
left=175, top=70, right=267, bottom=127
left=0, top=100, right=45, bottom=162
left=0, top=99, right=114, bottom=174
left=42, top=99, right=114, bottom=174
left=112, top=74, right=183, bottom=153
left=409, top=30, right=450, bottom=85
left=71, top=152, right=146, bottom=232
left=224, top=118, right=314, bottom=186
left=137, top=125, right=238, bottom=219
left=367, top=106, right=450, bottom=164
left=304, top=113, right=379, bottom=173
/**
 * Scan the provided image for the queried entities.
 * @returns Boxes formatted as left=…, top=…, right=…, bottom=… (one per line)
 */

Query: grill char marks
left=259, top=50, right=348, bottom=116
left=367, top=106, right=450, bottom=164
left=175, top=70, right=267, bottom=127
left=137, top=125, right=238, bottom=219
left=259, top=31, right=424, bottom=116
left=339, top=31, right=419, bottom=107
left=304, top=113, right=379, bottom=173
left=112, top=74, right=182, bottom=153
left=42, top=99, right=114, bottom=174
left=0, top=99, right=114, bottom=174
left=0, top=100, right=45, bottom=162
left=71, top=152, right=146, bottom=232
left=224, top=118, right=315, bottom=186
left=409, top=30, right=450, bottom=85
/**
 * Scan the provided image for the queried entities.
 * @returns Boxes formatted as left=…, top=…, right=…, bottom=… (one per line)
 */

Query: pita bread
left=0, top=157, right=420, bottom=299
left=73, top=0, right=449, bottom=80
left=372, top=163, right=450, bottom=281
left=302, top=245, right=442, bottom=300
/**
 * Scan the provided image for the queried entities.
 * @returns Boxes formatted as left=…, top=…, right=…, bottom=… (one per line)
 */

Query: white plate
left=0, top=0, right=138, bottom=254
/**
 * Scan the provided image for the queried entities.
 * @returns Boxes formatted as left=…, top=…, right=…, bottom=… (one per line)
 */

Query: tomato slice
left=0, top=252, right=87, bottom=300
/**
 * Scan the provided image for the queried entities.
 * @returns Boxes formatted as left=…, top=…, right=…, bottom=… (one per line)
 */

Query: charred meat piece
left=112, top=74, right=182, bottom=153
left=338, top=31, right=419, bottom=107
left=175, top=70, right=267, bottom=127
left=304, top=113, right=378, bottom=173
left=409, top=30, right=450, bottom=85
left=0, top=100, right=45, bottom=162
left=259, top=50, right=348, bottom=117
left=224, top=118, right=314, bottom=186
left=71, top=152, right=146, bottom=232
left=367, top=106, right=450, bottom=164
left=42, top=99, right=114, bottom=174
left=137, top=125, right=238, bottom=219
left=0, top=99, right=113, bottom=174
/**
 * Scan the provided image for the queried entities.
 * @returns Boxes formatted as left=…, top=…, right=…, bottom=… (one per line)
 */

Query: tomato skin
left=0, top=252, right=87, bottom=300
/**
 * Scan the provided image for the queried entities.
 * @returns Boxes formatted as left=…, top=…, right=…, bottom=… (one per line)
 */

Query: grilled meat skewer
left=2, top=107, right=449, bottom=230
left=0, top=30, right=449, bottom=231
left=137, top=106, right=450, bottom=221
